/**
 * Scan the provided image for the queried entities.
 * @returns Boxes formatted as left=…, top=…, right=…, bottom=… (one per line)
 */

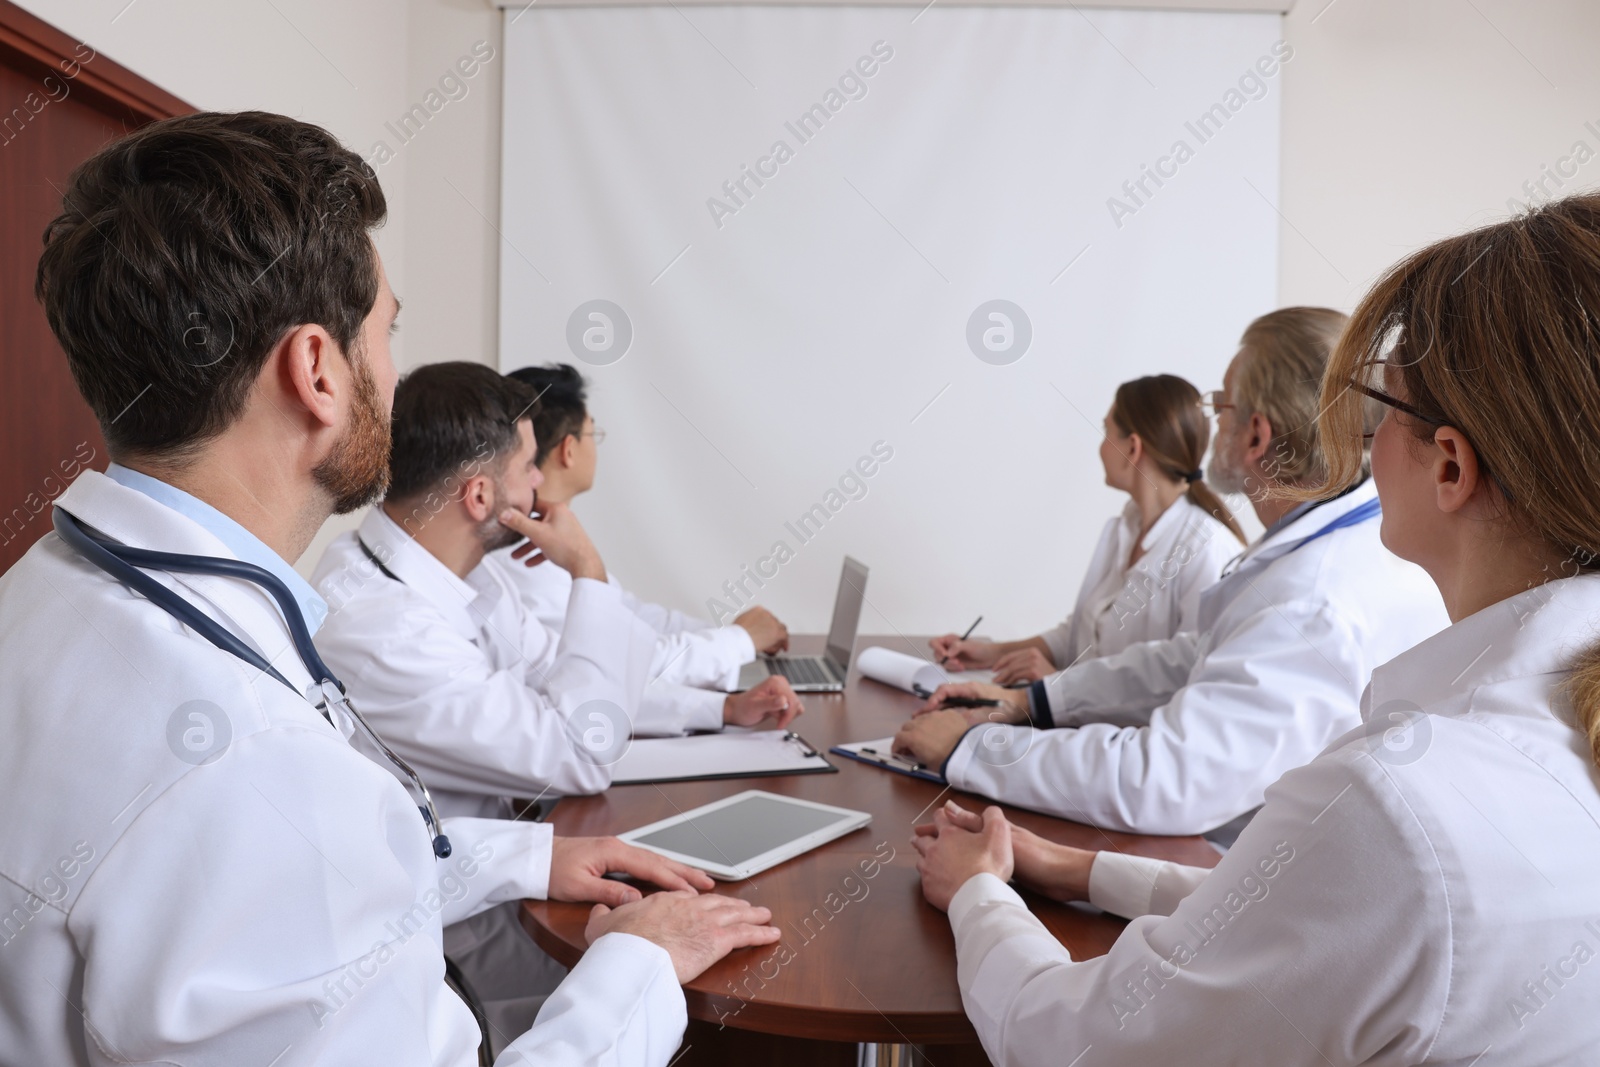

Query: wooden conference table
left=522, top=635, right=1220, bottom=1064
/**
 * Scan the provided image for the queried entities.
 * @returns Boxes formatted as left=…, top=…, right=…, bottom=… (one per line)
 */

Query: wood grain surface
left=522, top=635, right=1221, bottom=1045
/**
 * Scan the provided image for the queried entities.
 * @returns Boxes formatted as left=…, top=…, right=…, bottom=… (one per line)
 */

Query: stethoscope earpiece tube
left=53, top=507, right=451, bottom=860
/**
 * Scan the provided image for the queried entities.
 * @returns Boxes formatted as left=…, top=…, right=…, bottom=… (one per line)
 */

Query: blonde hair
left=1233, top=307, right=1359, bottom=487
left=1111, top=375, right=1246, bottom=544
left=1317, top=193, right=1600, bottom=769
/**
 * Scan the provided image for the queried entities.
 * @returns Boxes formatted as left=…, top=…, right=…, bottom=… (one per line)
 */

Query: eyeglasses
left=1347, top=362, right=1443, bottom=441
left=1349, top=361, right=1516, bottom=504
left=1200, top=390, right=1234, bottom=416
left=582, top=426, right=607, bottom=445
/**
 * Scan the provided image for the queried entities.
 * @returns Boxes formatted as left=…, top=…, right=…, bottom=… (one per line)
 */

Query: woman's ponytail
left=1112, top=376, right=1247, bottom=545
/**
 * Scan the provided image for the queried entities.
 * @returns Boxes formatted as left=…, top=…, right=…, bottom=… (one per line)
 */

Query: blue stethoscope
left=53, top=507, right=452, bottom=858
left=1221, top=495, right=1382, bottom=578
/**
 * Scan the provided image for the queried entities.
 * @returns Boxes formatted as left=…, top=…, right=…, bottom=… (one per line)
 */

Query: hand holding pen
left=929, top=615, right=986, bottom=668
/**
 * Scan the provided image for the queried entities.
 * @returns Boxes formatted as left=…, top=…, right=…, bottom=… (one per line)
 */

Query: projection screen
left=499, top=5, right=1282, bottom=635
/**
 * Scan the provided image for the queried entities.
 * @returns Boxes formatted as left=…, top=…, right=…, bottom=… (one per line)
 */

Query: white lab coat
left=947, top=571, right=1600, bottom=1066
left=944, top=480, right=1449, bottom=840
left=313, top=510, right=722, bottom=825
left=489, top=545, right=756, bottom=690
left=1038, top=496, right=1240, bottom=669
left=0, top=471, right=686, bottom=1067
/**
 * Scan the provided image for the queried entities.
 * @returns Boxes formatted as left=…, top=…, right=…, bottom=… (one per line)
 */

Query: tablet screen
left=633, top=793, right=845, bottom=866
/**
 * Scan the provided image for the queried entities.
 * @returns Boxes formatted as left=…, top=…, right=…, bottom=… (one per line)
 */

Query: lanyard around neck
left=52, top=507, right=453, bottom=858
left=1223, top=496, right=1382, bottom=578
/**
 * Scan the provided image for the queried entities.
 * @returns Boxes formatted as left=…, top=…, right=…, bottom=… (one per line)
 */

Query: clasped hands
left=912, top=800, right=1098, bottom=914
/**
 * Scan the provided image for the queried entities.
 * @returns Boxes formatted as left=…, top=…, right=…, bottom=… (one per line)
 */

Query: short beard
left=1205, top=433, right=1250, bottom=496
left=314, top=346, right=391, bottom=515
left=475, top=475, right=525, bottom=554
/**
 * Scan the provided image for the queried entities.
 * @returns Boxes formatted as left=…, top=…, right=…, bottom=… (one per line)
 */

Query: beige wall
left=1278, top=0, right=1600, bottom=307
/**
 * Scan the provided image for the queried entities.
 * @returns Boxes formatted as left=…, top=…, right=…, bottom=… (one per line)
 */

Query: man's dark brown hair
left=506, top=363, right=587, bottom=467
left=387, top=362, right=538, bottom=503
left=35, top=110, right=387, bottom=459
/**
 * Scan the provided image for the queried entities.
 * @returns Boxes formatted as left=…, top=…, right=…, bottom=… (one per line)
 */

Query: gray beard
left=1205, top=447, right=1249, bottom=496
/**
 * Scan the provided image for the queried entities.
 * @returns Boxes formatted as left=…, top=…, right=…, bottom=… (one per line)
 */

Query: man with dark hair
left=312, top=361, right=803, bottom=1047
left=0, top=111, right=776, bottom=1067
left=496, top=363, right=790, bottom=691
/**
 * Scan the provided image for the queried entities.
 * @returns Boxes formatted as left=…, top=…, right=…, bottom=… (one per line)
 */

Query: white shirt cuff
left=525, top=822, right=554, bottom=900
left=947, top=871, right=1024, bottom=934
left=1086, top=850, right=1168, bottom=919
left=684, top=687, right=727, bottom=732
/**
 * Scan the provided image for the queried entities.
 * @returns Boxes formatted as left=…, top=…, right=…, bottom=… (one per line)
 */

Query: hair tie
left=1185, top=469, right=1204, bottom=483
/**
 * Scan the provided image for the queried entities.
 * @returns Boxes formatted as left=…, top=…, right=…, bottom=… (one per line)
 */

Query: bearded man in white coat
left=0, top=110, right=776, bottom=1067
left=895, top=307, right=1450, bottom=845
left=310, top=361, right=803, bottom=1048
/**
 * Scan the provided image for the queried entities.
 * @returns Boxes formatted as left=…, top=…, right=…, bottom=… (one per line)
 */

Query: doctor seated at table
left=911, top=194, right=1600, bottom=1066
left=931, top=373, right=1245, bottom=685
left=896, top=308, right=1448, bottom=845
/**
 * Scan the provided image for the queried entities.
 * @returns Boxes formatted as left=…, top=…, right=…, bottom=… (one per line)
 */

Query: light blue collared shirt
left=106, top=464, right=329, bottom=634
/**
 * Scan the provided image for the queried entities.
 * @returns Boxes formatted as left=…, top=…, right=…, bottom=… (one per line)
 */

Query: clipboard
left=609, top=730, right=837, bottom=785
left=830, top=737, right=947, bottom=785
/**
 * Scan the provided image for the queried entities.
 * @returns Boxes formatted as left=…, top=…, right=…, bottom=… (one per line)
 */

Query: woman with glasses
left=914, top=195, right=1600, bottom=1065
left=931, top=375, right=1247, bottom=684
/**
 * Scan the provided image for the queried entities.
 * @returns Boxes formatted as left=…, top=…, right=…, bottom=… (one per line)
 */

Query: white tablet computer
left=618, top=790, right=871, bottom=880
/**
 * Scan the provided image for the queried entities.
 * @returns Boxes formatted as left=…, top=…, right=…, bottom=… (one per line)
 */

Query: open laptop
left=736, top=556, right=868, bottom=693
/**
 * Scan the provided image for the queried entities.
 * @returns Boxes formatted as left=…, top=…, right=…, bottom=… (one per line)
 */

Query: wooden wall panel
left=0, top=0, right=191, bottom=573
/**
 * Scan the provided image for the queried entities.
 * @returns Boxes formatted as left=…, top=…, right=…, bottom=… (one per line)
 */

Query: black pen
left=940, top=695, right=1003, bottom=709
left=940, top=614, right=983, bottom=666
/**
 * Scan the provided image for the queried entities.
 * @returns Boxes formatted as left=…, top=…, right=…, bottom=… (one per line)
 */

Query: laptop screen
left=824, top=556, right=869, bottom=668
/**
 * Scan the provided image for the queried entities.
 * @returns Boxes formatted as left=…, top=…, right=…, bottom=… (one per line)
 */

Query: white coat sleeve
left=950, top=606, right=1359, bottom=835
left=341, top=578, right=656, bottom=799
left=633, top=679, right=727, bottom=736
left=1037, top=615, right=1082, bottom=672
left=497, top=933, right=687, bottom=1067
left=947, top=750, right=1450, bottom=1067
left=646, top=625, right=756, bottom=691
left=1085, top=852, right=1211, bottom=920
left=615, top=578, right=712, bottom=635
left=1038, top=631, right=1204, bottom=729
left=433, top=818, right=554, bottom=927
left=70, top=726, right=494, bottom=1066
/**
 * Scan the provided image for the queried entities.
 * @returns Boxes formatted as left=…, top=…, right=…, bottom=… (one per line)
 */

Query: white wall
left=1278, top=0, right=1600, bottom=306
left=499, top=6, right=1284, bottom=638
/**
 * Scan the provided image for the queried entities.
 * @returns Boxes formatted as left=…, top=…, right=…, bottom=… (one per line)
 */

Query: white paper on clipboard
left=608, top=730, right=833, bottom=785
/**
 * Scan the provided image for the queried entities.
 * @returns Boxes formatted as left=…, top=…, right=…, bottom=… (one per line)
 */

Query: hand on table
left=915, top=682, right=1029, bottom=722
left=735, top=606, right=789, bottom=654
left=549, top=836, right=714, bottom=907
left=502, top=502, right=605, bottom=581
left=991, top=647, right=1057, bottom=686
left=910, top=801, right=1014, bottom=912
left=585, top=891, right=781, bottom=983
left=724, top=675, right=803, bottom=729
left=892, top=709, right=974, bottom=768
left=917, top=801, right=1094, bottom=904
left=928, top=635, right=998, bottom=669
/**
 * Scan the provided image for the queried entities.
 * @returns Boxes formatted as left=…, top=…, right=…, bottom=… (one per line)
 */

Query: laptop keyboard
left=766, top=656, right=840, bottom=687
